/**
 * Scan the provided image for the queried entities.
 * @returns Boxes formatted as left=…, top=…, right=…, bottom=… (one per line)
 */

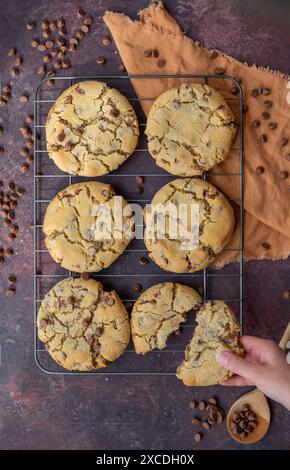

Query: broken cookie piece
left=176, top=300, right=244, bottom=386
left=145, top=83, right=237, bottom=176
left=131, top=282, right=201, bottom=354
left=43, top=181, right=134, bottom=272
left=37, top=277, right=131, bottom=371
left=46, top=80, right=139, bottom=176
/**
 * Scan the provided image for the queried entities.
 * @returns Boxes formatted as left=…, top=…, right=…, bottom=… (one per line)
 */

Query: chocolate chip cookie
left=37, top=277, right=131, bottom=371
left=176, top=301, right=244, bottom=386
left=131, top=282, right=201, bottom=354
left=145, top=83, right=237, bottom=176
left=46, top=80, right=139, bottom=176
left=43, top=181, right=134, bottom=272
left=144, top=178, right=235, bottom=273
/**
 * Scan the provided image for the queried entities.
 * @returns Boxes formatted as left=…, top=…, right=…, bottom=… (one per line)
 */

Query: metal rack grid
left=33, top=74, right=244, bottom=375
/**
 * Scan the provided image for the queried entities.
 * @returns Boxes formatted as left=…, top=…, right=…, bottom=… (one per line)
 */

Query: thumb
left=216, top=351, right=264, bottom=384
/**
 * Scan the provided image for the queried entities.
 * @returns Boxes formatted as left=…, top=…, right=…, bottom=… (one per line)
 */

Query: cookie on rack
left=176, top=300, right=244, bottom=386
left=37, top=277, right=131, bottom=371
left=144, top=177, right=235, bottom=273
left=131, top=282, right=202, bottom=354
left=43, top=181, right=134, bottom=272
left=145, top=83, right=237, bottom=176
left=46, top=80, right=139, bottom=176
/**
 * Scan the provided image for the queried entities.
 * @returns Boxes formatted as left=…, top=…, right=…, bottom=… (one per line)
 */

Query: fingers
left=240, top=336, right=282, bottom=363
left=216, top=351, right=265, bottom=384
left=220, top=375, right=254, bottom=386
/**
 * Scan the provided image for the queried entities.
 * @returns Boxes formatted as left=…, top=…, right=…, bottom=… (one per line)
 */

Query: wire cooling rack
left=33, top=74, right=244, bottom=375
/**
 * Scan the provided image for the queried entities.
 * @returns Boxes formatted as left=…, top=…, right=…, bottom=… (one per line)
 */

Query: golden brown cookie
left=144, top=177, right=235, bottom=273
left=37, top=277, right=130, bottom=371
left=131, top=282, right=201, bottom=354
left=176, top=300, right=244, bottom=386
left=46, top=80, right=139, bottom=176
left=43, top=181, right=134, bottom=272
left=145, top=83, right=237, bottom=176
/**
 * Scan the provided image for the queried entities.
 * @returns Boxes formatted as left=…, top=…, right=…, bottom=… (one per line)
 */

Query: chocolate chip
left=61, top=59, right=71, bottom=69
left=81, top=272, right=90, bottom=281
left=96, top=56, right=106, bottom=65
left=20, top=94, right=29, bottom=103
left=8, top=181, right=15, bottom=191
left=259, top=134, right=267, bottom=142
left=56, top=37, right=66, bottom=47
left=6, top=288, right=15, bottom=297
left=279, top=171, right=288, bottom=179
left=157, top=59, right=166, bottom=68
left=173, top=99, right=181, bottom=109
left=262, top=242, right=271, bottom=250
left=202, top=421, right=210, bottom=430
left=25, top=114, right=34, bottom=124
left=231, top=85, right=239, bottom=95
left=262, top=87, right=271, bottom=95
left=261, top=111, right=270, bottom=120
left=251, top=120, right=260, bottom=128
left=139, top=257, right=149, bottom=266
left=20, top=163, right=29, bottom=174
left=251, top=88, right=258, bottom=97
left=37, top=43, right=46, bottom=52
left=64, top=95, right=73, bottom=104
left=210, top=51, right=218, bottom=59
left=10, top=67, right=19, bottom=77
left=81, top=24, right=90, bottom=34
left=84, top=17, right=93, bottom=26
left=255, top=166, right=264, bottom=175
left=110, top=108, right=120, bottom=118
left=8, top=275, right=17, bottom=284
left=104, top=296, right=115, bottom=306
left=75, top=30, right=85, bottom=40
left=95, top=326, right=103, bottom=336
left=264, top=100, right=273, bottom=108
left=102, top=35, right=112, bottom=46
left=268, top=122, right=277, bottom=130
left=57, top=130, right=65, bottom=142
left=189, top=399, right=197, bottom=409
left=135, top=176, right=144, bottom=185
left=37, top=65, right=46, bottom=75
left=143, top=49, right=153, bottom=58
left=6, top=248, right=14, bottom=256
left=45, top=40, right=54, bottom=49
left=15, top=57, right=23, bottom=67
left=280, top=138, right=288, bottom=147
left=208, top=397, right=217, bottom=405
left=283, top=290, right=290, bottom=300
left=194, top=433, right=202, bottom=443
left=135, top=186, right=144, bottom=194
left=215, top=67, right=225, bottom=74
left=59, top=26, right=67, bottom=36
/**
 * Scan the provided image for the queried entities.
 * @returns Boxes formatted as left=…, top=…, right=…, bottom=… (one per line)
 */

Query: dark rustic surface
left=0, top=0, right=290, bottom=450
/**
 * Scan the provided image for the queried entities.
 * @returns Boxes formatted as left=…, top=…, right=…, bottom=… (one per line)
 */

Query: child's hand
left=216, top=336, right=290, bottom=410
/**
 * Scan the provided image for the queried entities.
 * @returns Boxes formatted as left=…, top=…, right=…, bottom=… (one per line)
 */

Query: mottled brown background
left=0, top=0, right=290, bottom=450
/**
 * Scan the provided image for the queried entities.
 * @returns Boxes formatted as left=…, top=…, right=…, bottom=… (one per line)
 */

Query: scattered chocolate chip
left=84, top=17, right=93, bottom=26
left=194, top=433, right=202, bottom=443
left=75, top=30, right=85, bottom=40
left=261, top=242, right=271, bottom=250
left=43, top=53, right=51, bottom=64
left=56, top=37, right=66, bottom=47
left=8, top=181, right=15, bottom=191
left=279, top=171, right=289, bottom=179
left=118, top=63, right=126, bottom=72
left=25, top=114, right=34, bottom=124
left=15, top=57, right=23, bottom=67
left=133, top=283, right=142, bottom=292
left=59, top=26, right=67, bottom=36
left=198, top=401, right=206, bottom=411
left=135, top=186, right=144, bottom=194
left=135, top=176, right=144, bottom=185
left=57, top=130, right=65, bottom=142
left=42, top=30, right=51, bottom=39
left=255, top=166, right=264, bottom=175
left=191, top=417, right=201, bottom=425
left=47, top=79, right=55, bottom=87
left=261, top=111, right=270, bottom=120
left=81, top=24, right=90, bottom=34
left=259, top=134, right=267, bottom=143
left=8, top=48, right=16, bottom=57
left=280, top=138, right=288, bottom=147
left=20, top=163, right=30, bottom=174
left=189, top=400, right=197, bottom=409
left=268, top=122, right=277, bottom=130
left=208, top=397, right=217, bottom=405
left=31, top=39, right=40, bottom=48
left=251, top=88, right=258, bottom=97
left=102, top=35, right=112, bottom=46
left=19, top=94, right=29, bottom=103
left=37, top=65, right=46, bottom=75
left=110, top=108, right=120, bottom=118
left=6, top=288, right=15, bottom=297
left=61, top=59, right=71, bottom=69
left=0, top=99, right=7, bottom=108
left=6, top=248, right=14, bottom=256
left=41, top=20, right=49, bottom=30
left=45, top=40, right=54, bottom=49
left=8, top=275, right=16, bottom=284
left=64, top=95, right=73, bottom=104
left=37, top=43, right=47, bottom=52
left=26, top=21, right=36, bottom=30
left=157, top=59, right=166, bottom=68
left=251, top=120, right=260, bottom=128
left=96, top=56, right=106, bottom=65
left=81, top=272, right=90, bottom=281
left=202, top=421, right=210, bottom=430
left=10, top=67, right=19, bottom=77
left=144, top=49, right=152, bottom=57
left=77, top=8, right=86, bottom=18
left=139, top=257, right=149, bottom=266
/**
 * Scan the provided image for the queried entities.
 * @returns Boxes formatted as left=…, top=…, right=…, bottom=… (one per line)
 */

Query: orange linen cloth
left=104, top=1, right=290, bottom=266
